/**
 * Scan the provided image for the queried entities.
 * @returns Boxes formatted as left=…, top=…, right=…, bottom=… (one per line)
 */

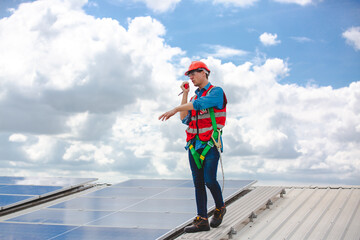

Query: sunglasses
left=187, top=69, right=203, bottom=77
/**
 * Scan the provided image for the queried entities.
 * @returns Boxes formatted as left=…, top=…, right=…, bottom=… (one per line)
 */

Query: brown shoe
left=184, top=216, right=210, bottom=233
left=210, top=206, right=226, bottom=228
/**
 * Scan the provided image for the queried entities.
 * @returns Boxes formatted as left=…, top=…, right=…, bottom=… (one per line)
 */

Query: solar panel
left=0, top=176, right=96, bottom=186
left=0, top=222, right=168, bottom=240
left=0, top=222, right=76, bottom=240
left=112, top=179, right=190, bottom=188
left=57, top=225, right=169, bottom=240
left=0, top=195, right=34, bottom=208
left=0, top=185, right=62, bottom=195
left=48, top=197, right=137, bottom=211
left=85, top=186, right=171, bottom=198
left=95, top=212, right=197, bottom=229
left=2, top=179, right=256, bottom=239
left=0, top=176, right=97, bottom=210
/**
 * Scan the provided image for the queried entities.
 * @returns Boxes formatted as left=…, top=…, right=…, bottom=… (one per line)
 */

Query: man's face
left=188, top=70, right=205, bottom=87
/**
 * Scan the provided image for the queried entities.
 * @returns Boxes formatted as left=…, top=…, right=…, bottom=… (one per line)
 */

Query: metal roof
left=178, top=185, right=360, bottom=240
left=236, top=186, right=360, bottom=240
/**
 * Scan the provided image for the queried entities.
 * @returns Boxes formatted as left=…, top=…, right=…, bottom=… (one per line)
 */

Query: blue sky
left=2, top=0, right=358, bottom=87
left=80, top=0, right=360, bottom=88
left=0, top=0, right=359, bottom=185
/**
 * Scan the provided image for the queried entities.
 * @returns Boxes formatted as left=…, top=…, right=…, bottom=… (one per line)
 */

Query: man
left=159, top=61, right=227, bottom=233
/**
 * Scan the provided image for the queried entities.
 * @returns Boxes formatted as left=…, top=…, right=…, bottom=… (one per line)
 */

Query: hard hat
left=185, top=61, right=211, bottom=76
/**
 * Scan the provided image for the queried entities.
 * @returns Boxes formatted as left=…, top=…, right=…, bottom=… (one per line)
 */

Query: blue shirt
left=182, top=82, right=225, bottom=151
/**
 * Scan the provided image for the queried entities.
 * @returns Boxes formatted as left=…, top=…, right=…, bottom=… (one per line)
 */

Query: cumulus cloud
left=63, top=141, right=115, bottom=165
left=0, top=0, right=183, bottom=175
left=342, top=26, right=360, bottom=51
left=23, top=135, right=57, bottom=162
left=259, top=32, right=281, bottom=46
left=0, top=0, right=359, bottom=185
left=206, top=58, right=360, bottom=184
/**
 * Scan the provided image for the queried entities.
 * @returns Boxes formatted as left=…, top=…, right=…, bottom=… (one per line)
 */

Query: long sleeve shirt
left=182, top=82, right=225, bottom=151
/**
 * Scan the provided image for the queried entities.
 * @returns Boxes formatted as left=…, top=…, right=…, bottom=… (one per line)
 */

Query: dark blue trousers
left=188, top=146, right=224, bottom=218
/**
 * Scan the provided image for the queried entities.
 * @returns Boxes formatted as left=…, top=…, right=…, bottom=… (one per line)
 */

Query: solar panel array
left=1, top=178, right=256, bottom=240
left=0, top=176, right=97, bottom=210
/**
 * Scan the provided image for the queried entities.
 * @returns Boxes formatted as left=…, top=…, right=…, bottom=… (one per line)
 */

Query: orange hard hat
left=185, top=61, right=211, bottom=76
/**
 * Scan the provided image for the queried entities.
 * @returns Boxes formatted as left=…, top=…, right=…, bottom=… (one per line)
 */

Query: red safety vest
left=186, top=85, right=227, bottom=142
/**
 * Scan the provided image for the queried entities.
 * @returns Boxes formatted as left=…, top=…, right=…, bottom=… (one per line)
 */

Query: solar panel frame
left=0, top=176, right=97, bottom=210
left=0, top=195, right=35, bottom=209
left=0, top=185, right=63, bottom=195
left=0, top=176, right=97, bottom=186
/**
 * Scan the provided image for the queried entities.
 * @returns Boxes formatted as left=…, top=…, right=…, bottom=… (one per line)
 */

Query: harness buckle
left=211, top=129, right=222, bottom=149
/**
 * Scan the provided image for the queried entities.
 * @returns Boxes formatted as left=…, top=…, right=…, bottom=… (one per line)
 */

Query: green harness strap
left=189, top=107, right=221, bottom=169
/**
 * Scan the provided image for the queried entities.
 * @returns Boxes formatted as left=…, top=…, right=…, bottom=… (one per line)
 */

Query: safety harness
left=188, top=107, right=222, bottom=169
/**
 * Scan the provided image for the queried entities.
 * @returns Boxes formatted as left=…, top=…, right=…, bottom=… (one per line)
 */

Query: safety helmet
left=184, top=61, right=211, bottom=76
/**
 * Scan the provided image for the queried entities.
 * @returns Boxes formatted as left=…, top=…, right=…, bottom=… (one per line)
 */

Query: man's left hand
left=158, top=108, right=177, bottom=121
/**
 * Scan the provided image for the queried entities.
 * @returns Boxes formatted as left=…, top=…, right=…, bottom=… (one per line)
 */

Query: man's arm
left=180, top=90, right=190, bottom=120
left=159, top=82, right=192, bottom=122
left=192, top=87, right=224, bottom=110
left=158, top=102, right=194, bottom=121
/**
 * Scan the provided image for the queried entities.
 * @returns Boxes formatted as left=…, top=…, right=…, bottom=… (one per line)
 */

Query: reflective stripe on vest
left=186, top=124, right=225, bottom=134
left=190, top=112, right=226, bottom=121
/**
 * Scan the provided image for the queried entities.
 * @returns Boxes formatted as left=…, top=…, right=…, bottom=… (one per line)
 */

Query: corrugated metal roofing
left=178, top=186, right=285, bottom=240
left=178, top=186, right=360, bottom=240
left=236, top=186, right=360, bottom=240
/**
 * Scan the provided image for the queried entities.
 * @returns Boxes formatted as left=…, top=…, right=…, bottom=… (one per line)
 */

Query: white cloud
left=272, top=0, right=317, bottom=6
left=206, top=45, right=248, bottom=59
left=109, top=0, right=258, bottom=11
left=63, top=141, right=115, bottom=165
left=0, top=0, right=183, bottom=174
left=204, top=57, right=360, bottom=184
left=66, top=112, right=88, bottom=130
left=129, top=0, right=181, bottom=12
left=291, top=36, right=312, bottom=43
left=259, top=32, right=281, bottom=46
left=87, top=1, right=98, bottom=8
left=9, top=134, right=28, bottom=142
left=23, top=135, right=57, bottom=161
left=212, top=0, right=259, bottom=7
left=342, top=26, right=360, bottom=51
